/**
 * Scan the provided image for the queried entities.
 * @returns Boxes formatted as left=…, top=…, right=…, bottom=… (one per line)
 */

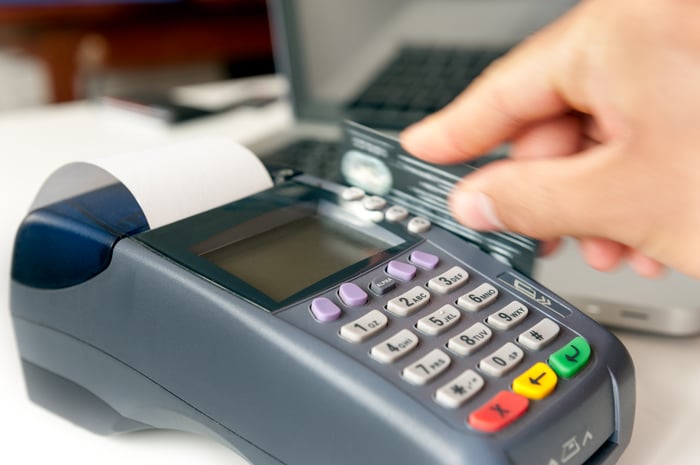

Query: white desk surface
left=1, top=97, right=699, bottom=465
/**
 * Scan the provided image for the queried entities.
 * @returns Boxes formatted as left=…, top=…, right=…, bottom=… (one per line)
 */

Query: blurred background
left=0, top=0, right=275, bottom=112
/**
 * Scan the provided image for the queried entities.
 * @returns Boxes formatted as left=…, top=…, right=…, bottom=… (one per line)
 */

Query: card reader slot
left=581, top=439, right=619, bottom=465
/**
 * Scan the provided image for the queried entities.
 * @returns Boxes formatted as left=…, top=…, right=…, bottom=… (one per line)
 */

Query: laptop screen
left=269, top=0, right=578, bottom=127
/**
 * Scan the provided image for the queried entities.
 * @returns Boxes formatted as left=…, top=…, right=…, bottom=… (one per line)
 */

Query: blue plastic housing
left=11, top=183, right=148, bottom=289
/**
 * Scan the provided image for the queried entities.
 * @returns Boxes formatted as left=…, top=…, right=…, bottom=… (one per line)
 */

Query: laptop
left=252, top=0, right=578, bottom=176
left=248, top=0, right=700, bottom=336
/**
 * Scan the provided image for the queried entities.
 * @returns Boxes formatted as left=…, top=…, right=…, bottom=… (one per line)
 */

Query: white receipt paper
left=32, top=138, right=273, bottom=229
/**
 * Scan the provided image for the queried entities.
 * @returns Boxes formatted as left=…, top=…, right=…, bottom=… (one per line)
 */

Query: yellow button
left=512, top=362, right=558, bottom=400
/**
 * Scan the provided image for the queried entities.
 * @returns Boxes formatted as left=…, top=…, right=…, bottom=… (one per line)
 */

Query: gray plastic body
left=10, top=179, right=634, bottom=465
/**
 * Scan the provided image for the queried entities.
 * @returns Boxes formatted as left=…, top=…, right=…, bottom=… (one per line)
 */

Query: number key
left=427, top=266, right=469, bottom=294
left=371, top=329, right=419, bottom=364
left=447, top=322, right=493, bottom=356
left=457, top=283, right=499, bottom=311
left=479, top=342, right=524, bottom=377
left=486, top=301, right=528, bottom=330
left=402, top=349, right=451, bottom=385
left=416, top=304, right=461, bottom=336
left=386, top=286, right=431, bottom=316
left=339, top=310, right=388, bottom=343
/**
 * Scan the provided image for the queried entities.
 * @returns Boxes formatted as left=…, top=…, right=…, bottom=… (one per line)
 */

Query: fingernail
left=451, top=191, right=505, bottom=231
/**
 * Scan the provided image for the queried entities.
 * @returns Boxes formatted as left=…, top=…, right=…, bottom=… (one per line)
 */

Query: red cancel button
left=468, top=390, right=529, bottom=433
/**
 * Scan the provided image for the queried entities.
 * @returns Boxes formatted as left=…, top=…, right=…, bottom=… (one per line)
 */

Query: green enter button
left=549, top=337, right=591, bottom=378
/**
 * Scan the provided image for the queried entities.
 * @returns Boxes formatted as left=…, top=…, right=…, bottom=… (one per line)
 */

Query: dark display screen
left=200, top=214, right=400, bottom=302
left=138, top=180, right=418, bottom=311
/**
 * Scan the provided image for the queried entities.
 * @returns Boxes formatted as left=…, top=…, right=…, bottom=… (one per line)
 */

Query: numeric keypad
left=304, top=246, right=581, bottom=435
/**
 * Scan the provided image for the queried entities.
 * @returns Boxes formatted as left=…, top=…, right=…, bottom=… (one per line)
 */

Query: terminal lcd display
left=200, top=214, right=397, bottom=302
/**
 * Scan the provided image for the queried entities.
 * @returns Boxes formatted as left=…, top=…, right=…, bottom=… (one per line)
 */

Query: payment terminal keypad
left=296, top=243, right=593, bottom=435
left=285, top=190, right=594, bottom=435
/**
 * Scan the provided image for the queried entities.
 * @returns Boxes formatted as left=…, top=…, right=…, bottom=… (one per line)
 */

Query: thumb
left=449, top=145, right=633, bottom=241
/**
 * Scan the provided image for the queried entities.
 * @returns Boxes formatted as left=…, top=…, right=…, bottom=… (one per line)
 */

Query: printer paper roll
left=32, top=137, right=273, bottom=229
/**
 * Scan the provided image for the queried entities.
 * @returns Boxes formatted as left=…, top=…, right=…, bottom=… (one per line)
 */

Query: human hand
left=400, top=0, right=700, bottom=279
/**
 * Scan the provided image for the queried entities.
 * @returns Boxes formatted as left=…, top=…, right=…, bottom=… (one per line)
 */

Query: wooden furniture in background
left=0, top=0, right=273, bottom=102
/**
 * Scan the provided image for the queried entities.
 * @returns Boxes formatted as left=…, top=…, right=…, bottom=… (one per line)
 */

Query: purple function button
left=410, top=250, right=440, bottom=270
left=386, top=261, right=417, bottom=281
left=339, top=283, right=368, bottom=307
left=310, top=297, right=342, bottom=322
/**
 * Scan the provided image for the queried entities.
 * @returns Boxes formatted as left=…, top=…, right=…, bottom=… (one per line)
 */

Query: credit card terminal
left=10, top=173, right=634, bottom=465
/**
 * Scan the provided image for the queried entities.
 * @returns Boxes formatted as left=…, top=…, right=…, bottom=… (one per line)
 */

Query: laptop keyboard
left=345, top=46, right=508, bottom=130
left=263, top=47, right=509, bottom=183
left=264, top=139, right=342, bottom=182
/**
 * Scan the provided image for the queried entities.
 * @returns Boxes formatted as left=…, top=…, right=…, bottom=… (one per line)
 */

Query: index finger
left=400, top=17, right=575, bottom=164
